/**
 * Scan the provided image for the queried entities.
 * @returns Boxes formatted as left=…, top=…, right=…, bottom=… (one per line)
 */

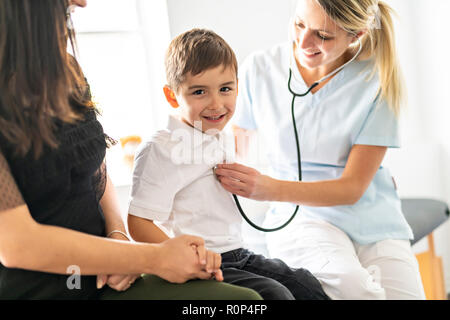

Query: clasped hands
left=191, top=243, right=224, bottom=282
left=97, top=233, right=223, bottom=292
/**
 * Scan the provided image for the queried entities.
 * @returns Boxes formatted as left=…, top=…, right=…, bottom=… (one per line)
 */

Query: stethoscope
left=229, top=37, right=363, bottom=232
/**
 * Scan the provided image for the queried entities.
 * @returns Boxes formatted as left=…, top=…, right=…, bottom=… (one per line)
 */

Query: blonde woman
left=215, top=0, right=425, bottom=300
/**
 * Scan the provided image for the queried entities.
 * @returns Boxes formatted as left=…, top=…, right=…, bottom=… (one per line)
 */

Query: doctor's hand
left=215, top=163, right=278, bottom=201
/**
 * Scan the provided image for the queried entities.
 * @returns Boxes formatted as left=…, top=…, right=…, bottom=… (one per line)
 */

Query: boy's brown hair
left=165, top=28, right=238, bottom=93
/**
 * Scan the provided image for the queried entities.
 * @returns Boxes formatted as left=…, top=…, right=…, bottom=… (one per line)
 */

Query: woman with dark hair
left=0, top=0, right=261, bottom=300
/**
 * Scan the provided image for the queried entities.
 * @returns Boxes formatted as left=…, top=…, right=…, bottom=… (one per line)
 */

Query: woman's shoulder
left=349, top=57, right=378, bottom=82
left=241, top=43, right=290, bottom=76
left=344, top=57, right=382, bottom=98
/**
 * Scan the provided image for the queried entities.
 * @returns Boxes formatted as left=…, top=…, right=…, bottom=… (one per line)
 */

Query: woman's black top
left=0, top=107, right=110, bottom=299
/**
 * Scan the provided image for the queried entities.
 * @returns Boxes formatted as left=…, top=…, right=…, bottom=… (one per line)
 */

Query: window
left=71, top=0, right=171, bottom=185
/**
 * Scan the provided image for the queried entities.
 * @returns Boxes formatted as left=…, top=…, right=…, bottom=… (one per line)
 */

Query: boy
left=127, top=28, right=329, bottom=300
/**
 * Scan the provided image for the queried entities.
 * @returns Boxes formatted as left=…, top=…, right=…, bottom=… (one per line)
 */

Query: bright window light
left=69, top=0, right=171, bottom=186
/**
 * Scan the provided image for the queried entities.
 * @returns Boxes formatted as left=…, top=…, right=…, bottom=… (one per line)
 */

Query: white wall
left=165, top=0, right=450, bottom=293
left=166, top=0, right=297, bottom=63
left=387, top=0, right=450, bottom=293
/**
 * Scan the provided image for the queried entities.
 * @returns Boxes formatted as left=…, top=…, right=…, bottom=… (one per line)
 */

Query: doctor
left=215, top=0, right=425, bottom=300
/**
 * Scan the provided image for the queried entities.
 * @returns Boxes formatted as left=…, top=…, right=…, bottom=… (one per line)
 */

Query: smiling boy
left=127, top=29, right=329, bottom=300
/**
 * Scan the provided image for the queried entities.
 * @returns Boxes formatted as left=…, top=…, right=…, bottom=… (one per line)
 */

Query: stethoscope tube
left=231, top=39, right=363, bottom=233
left=230, top=72, right=315, bottom=233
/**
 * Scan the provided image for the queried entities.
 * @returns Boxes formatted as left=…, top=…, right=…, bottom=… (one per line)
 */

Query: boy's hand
left=195, top=244, right=224, bottom=282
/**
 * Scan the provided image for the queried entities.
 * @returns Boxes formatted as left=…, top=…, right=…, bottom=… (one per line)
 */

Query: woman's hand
left=215, top=163, right=279, bottom=201
left=97, top=231, right=140, bottom=291
left=98, top=273, right=140, bottom=292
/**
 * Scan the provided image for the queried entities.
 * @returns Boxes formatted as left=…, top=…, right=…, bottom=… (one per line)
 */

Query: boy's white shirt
left=128, top=115, right=244, bottom=253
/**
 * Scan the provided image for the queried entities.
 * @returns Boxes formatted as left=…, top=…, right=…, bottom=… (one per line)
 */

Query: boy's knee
left=257, top=280, right=294, bottom=300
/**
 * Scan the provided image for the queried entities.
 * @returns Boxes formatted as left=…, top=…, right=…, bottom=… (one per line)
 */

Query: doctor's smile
left=302, top=51, right=322, bottom=58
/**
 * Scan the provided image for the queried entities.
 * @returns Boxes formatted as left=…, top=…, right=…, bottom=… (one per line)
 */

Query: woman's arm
left=97, top=172, right=138, bottom=290
left=100, top=173, right=127, bottom=238
left=0, top=204, right=157, bottom=275
left=0, top=204, right=214, bottom=283
left=127, top=214, right=223, bottom=281
left=216, top=145, right=387, bottom=207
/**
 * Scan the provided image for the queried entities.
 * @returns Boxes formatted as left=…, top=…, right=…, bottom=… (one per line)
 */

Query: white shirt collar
left=166, top=115, right=235, bottom=164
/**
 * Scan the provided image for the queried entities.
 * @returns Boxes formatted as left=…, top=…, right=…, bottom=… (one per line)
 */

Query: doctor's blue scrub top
left=233, top=42, right=413, bottom=245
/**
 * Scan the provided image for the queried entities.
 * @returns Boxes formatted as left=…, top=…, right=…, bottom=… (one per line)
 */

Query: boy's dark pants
left=221, top=248, right=330, bottom=300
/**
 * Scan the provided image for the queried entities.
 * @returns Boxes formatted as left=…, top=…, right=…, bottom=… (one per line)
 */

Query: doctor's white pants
left=266, top=216, right=426, bottom=300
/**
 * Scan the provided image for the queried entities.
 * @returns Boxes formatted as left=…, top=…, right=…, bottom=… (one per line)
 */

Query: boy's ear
left=163, top=86, right=179, bottom=108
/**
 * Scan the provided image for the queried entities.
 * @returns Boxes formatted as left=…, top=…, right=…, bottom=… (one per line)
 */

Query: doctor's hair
left=315, top=0, right=405, bottom=116
left=165, top=28, right=238, bottom=93
left=0, top=0, right=93, bottom=158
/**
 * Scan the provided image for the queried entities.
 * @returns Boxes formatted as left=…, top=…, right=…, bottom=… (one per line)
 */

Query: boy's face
left=170, top=65, right=237, bottom=133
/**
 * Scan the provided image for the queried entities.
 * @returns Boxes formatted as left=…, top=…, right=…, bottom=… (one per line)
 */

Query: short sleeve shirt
left=234, top=43, right=413, bottom=245
left=128, top=116, right=243, bottom=253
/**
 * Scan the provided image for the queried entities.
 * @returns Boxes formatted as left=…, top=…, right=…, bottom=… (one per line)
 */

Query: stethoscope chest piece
left=213, top=165, right=219, bottom=180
